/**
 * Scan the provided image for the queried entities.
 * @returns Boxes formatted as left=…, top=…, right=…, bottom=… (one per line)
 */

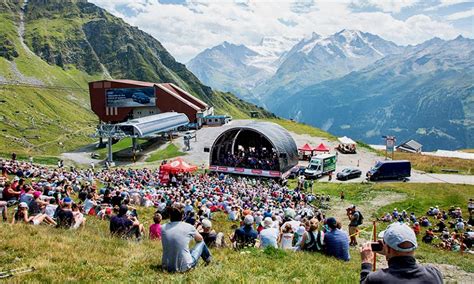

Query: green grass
left=392, top=152, right=473, bottom=175
left=0, top=153, right=59, bottom=165
left=146, top=143, right=185, bottom=162
left=264, top=118, right=336, bottom=140
left=0, top=182, right=472, bottom=282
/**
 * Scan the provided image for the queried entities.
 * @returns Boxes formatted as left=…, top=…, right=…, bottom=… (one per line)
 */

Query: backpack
left=356, top=211, right=364, bottom=226
left=304, top=231, right=323, bottom=252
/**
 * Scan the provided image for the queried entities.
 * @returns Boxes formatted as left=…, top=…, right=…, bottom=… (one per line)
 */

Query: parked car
left=336, top=168, right=362, bottom=181
left=366, top=160, right=411, bottom=181
left=288, top=165, right=306, bottom=179
left=132, top=92, right=151, bottom=104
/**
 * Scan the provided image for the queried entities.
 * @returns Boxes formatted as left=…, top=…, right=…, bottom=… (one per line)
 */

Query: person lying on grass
left=11, top=202, right=56, bottom=226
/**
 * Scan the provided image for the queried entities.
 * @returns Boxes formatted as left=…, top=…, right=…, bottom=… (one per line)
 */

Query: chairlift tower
left=95, top=123, right=127, bottom=165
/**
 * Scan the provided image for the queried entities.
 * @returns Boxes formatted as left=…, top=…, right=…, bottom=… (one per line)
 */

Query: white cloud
left=354, top=0, right=419, bottom=13
left=425, top=0, right=470, bottom=11
left=445, top=9, right=474, bottom=20
left=89, top=0, right=471, bottom=62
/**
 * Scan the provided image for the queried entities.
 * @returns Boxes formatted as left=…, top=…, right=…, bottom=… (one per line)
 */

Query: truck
left=304, top=154, right=337, bottom=179
left=366, top=160, right=411, bottom=181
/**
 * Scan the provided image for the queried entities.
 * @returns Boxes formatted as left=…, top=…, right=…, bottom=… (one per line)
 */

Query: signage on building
left=106, top=87, right=155, bottom=108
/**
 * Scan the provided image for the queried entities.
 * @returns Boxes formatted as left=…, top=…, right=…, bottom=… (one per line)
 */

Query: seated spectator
left=149, top=213, right=162, bottom=240
left=300, top=218, right=324, bottom=252
left=72, top=203, right=86, bottom=229
left=232, top=215, right=258, bottom=249
left=422, top=228, right=435, bottom=244
left=280, top=223, right=294, bottom=250
left=12, top=202, right=56, bottom=226
left=110, top=205, right=144, bottom=239
left=258, top=217, right=279, bottom=249
left=2, top=181, right=20, bottom=203
left=435, top=220, right=446, bottom=233
left=45, top=198, right=58, bottom=220
left=199, top=218, right=225, bottom=248
left=420, top=216, right=431, bottom=227
left=161, top=203, right=211, bottom=272
left=324, top=217, right=350, bottom=261
left=111, top=191, right=123, bottom=208
left=412, top=222, right=421, bottom=235
left=0, top=200, right=6, bottom=222
left=83, top=193, right=98, bottom=215
left=56, top=198, right=74, bottom=229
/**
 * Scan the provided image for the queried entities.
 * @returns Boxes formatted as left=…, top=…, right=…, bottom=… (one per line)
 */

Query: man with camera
left=360, top=222, right=442, bottom=283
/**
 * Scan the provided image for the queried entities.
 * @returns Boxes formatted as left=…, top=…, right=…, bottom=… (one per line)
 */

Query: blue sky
left=89, top=0, right=474, bottom=62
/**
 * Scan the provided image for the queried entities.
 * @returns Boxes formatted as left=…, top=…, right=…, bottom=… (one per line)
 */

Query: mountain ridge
left=0, top=0, right=275, bottom=155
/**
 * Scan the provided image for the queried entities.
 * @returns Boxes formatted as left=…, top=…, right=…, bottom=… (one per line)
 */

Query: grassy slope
left=392, top=152, right=473, bottom=175
left=0, top=10, right=98, bottom=155
left=0, top=182, right=472, bottom=282
left=146, top=143, right=185, bottom=162
left=264, top=118, right=336, bottom=140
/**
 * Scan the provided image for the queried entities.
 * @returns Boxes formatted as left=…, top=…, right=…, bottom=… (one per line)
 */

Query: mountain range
left=0, top=0, right=273, bottom=155
left=187, top=36, right=299, bottom=103
left=188, top=30, right=474, bottom=150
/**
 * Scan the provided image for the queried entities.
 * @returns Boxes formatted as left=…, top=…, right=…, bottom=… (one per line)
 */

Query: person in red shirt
left=412, top=222, right=421, bottom=235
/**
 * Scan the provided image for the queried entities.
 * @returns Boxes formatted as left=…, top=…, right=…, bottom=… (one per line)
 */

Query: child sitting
left=149, top=213, right=162, bottom=240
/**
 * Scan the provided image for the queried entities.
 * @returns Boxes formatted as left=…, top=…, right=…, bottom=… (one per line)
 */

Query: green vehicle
left=304, top=154, right=337, bottom=179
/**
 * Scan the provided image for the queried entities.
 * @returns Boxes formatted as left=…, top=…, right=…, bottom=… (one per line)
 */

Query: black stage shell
left=210, top=122, right=298, bottom=173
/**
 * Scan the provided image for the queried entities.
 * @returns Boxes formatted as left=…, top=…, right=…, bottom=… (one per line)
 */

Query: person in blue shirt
left=231, top=215, right=258, bottom=249
left=324, top=217, right=350, bottom=261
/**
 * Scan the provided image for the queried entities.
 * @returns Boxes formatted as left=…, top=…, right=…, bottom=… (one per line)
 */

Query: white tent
left=338, top=136, right=356, bottom=145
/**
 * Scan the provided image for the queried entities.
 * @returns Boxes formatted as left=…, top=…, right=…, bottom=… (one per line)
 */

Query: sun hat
left=296, top=226, right=306, bottom=235
left=33, top=191, right=42, bottom=199
left=244, top=215, right=254, bottom=225
left=63, top=197, right=72, bottom=204
left=19, top=202, right=28, bottom=208
left=263, top=217, right=273, bottom=228
left=378, top=222, right=418, bottom=252
left=201, top=219, right=212, bottom=229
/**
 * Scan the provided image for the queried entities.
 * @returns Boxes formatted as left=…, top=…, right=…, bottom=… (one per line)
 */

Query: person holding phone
left=360, top=222, right=443, bottom=283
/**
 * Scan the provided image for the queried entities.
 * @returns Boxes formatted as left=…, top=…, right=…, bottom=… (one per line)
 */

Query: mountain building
left=89, top=79, right=214, bottom=127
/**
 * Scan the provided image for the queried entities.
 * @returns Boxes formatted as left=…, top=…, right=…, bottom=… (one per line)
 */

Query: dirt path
left=326, top=192, right=474, bottom=282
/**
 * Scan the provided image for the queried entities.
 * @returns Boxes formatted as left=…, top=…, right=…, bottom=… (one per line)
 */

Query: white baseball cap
left=378, top=222, right=418, bottom=252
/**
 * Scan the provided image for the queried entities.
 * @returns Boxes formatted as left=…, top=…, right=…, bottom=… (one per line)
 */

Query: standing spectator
left=324, top=217, right=350, bottom=261
left=161, top=203, right=212, bottom=272
left=340, top=191, right=345, bottom=201
left=360, top=222, right=442, bottom=283
left=348, top=205, right=362, bottom=246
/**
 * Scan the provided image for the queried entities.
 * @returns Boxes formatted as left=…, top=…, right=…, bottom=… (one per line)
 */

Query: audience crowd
left=1, top=157, right=472, bottom=276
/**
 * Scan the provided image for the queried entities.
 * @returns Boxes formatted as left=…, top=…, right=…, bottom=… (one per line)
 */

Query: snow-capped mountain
left=186, top=36, right=300, bottom=103
left=256, top=29, right=404, bottom=106
left=272, top=36, right=474, bottom=150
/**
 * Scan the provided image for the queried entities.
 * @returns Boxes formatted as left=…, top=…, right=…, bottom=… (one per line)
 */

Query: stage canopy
left=298, top=143, right=313, bottom=152
left=160, top=157, right=198, bottom=174
left=338, top=136, right=356, bottom=145
left=314, top=143, right=330, bottom=152
left=210, top=121, right=298, bottom=174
